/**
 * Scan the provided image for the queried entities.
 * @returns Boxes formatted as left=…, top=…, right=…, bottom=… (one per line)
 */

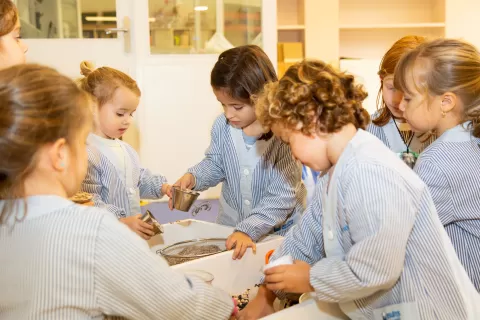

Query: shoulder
left=86, top=144, right=102, bottom=167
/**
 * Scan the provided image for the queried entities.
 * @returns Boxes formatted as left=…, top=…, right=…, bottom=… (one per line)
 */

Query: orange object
left=265, top=250, right=275, bottom=264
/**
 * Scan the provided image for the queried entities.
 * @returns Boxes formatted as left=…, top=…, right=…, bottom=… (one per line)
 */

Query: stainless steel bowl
left=172, top=186, right=200, bottom=212
left=140, top=210, right=163, bottom=235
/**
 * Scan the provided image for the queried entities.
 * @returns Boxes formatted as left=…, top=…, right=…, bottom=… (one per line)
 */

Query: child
left=78, top=61, right=170, bottom=240
left=394, top=38, right=480, bottom=292
left=171, top=45, right=306, bottom=260
left=0, top=64, right=236, bottom=319
left=0, top=0, right=28, bottom=69
left=239, top=60, right=479, bottom=319
left=367, top=36, right=432, bottom=167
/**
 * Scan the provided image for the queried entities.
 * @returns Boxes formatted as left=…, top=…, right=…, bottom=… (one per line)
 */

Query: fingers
left=265, top=282, right=285, bottom=292
left=232, top=242, right=245, bottom=260
left=226, top=235, right=236, bottom=250
left=168, top=198, right=174, bottom=210
left=264, top=265, right=287, bottom=276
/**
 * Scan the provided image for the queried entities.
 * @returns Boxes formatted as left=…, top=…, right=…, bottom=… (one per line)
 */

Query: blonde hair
left=0, top=64, right=93, bottom=224
left=394, top=38, right=480, bottom=138
left=374, top=36, right=426, bottom=127
left=78, top=61, right=141, bottom=106
left=256, top=59, right=369, bottom=135
left=0, top=0, right=17, bottom=37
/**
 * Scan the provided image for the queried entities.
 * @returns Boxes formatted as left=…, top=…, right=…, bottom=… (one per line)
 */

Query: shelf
left=340, top=22, right=445, bottom=30
left=277, top=25, right=305, bottom=30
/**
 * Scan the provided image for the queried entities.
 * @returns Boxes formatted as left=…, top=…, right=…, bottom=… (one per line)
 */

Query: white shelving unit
left=339, top=0, right=445, bottom=59
left=277, top=0, right=304, bottom=45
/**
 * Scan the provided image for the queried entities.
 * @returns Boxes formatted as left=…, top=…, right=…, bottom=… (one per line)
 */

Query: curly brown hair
left=256, top=60, right=369, bottom=135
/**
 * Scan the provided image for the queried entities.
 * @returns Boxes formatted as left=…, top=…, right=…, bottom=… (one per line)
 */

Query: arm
left=310, top=164, right=418, bottom=303
left=235, top=144, right=305, bottom=241
left=138, top=167, right=168, bottom=199
left=81, top=149, right=126, bottom=218
left=414, top=159, right=454, bottom=226
left=187, top=116, right=225, bottom=191
left=94, top=214, right=234, bottom=320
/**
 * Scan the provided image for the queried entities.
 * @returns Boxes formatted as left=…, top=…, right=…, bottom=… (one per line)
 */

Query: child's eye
left=130, top=112, right=135, bottom=117
left=233, top=105, right=244, bottom=110
left=403, top=97, right=411, bottom=103
left=116, top=113, right=124, bottom=117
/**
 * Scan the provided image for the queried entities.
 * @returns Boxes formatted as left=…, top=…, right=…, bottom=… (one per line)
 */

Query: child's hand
left=264, top=260, right=315, bottom=293
left=226, top=231, right=256, bottom=260
left=168, top=173, right=196, bottom=210
left=120, top=214, right=155, bottom=240
left=237, top=286, right=276, bottom=320
left=161, top=184, right=172, bottom=197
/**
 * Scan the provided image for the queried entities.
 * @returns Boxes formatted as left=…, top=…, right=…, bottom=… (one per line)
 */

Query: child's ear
left=49, top=138, right=68, bottom=172
left=440, top=92, right=457, bottom=114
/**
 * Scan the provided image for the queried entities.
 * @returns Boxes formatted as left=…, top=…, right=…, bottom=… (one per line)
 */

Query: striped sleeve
left=94, top=214, right=234, bottom=320
left=81, top=147, right=126, bottom=218
left=188, top=116, right=226, bottom=191
left=235, top=145, right=303, bottom=241
left=309, top=164, right=418, bottom=303
left=138, top=167, right=168, bottom=199
left=414, top=159, right=454, bottom=226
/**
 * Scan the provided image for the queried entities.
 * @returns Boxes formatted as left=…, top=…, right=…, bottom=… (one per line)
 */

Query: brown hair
left=211, top=45, right=277, bottom=104
left=78, top=61, right=141, bottom=106
left=256, top=59, right=369, bottom=135
left=0, top=0, right=17, bottom=37
left=373, top=36, right=426, bottom=126
left=394, top=38, right=480, bottom=138
left=0, top=64, right=92, bottom=224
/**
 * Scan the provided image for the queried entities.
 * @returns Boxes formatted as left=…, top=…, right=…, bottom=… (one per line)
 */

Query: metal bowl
left=158, top=238, right=227, bottom=266
left=172, top=186, right=200, bottom=212
left=140, top=210, right=163, bottom=235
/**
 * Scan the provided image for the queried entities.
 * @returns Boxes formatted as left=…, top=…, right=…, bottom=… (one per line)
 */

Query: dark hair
left=211, top=45, right=277, bottom=104
left=0, top=0, right=18, bottom=37
left=0, top=64, right=93, bottom=224
left=373, top=35, right=426, bottom=126
left=256, top=59, right=369, bottom=135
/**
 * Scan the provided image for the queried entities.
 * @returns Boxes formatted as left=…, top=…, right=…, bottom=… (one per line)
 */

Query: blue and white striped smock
left=188, top=114, right=306, bottom=241
left=0, top=196, right=234, bottom=319
left=367, top=110, right=429, bottom=154
left=414, top=123, right=480, bottom=292
left=81, top=134, right=167, bottom=218
left=268, top=129, right=479, bottom=319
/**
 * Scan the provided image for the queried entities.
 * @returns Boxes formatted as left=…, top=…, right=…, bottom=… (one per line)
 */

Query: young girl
left=394, top=38, right=480, bottom=292
left=238, top=60, right=479, bottom=319
left=171, top=45, right=306, bottom=260
left=78, top=61, right=170, bottom=240
left=367, top=36, right=431, bottom=167
left=0, top=64, right=235, bottom=319
left=0, top=0, right=28, bottom=69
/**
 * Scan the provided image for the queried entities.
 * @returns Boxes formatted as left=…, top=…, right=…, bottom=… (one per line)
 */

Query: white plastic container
left=148, top=219, right=234, bottom=252
left=172, top=235, right=348, bottom=319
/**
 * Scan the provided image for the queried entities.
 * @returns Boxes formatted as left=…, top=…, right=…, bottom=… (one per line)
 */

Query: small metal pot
left=140, top=210, right=164, bottom=235
left=172, top=186, right=200, bottom=212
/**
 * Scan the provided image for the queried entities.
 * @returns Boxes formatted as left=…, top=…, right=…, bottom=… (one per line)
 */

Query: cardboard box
left=278, top=42, right=303, bottom=61
left=278, top=62, right=297, bottom=78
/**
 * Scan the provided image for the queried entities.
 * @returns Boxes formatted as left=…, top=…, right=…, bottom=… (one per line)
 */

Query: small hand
left=168, top=173, right=196, bottom=210
left=120, top=214, right=155, bottom=240
left=264, top=260, right=315, bottom=293
left=237, top=286, right=276, bottom=320
left=161, top=183, right=172, bottom=197
left=226, top=231, right=256, bottom=260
